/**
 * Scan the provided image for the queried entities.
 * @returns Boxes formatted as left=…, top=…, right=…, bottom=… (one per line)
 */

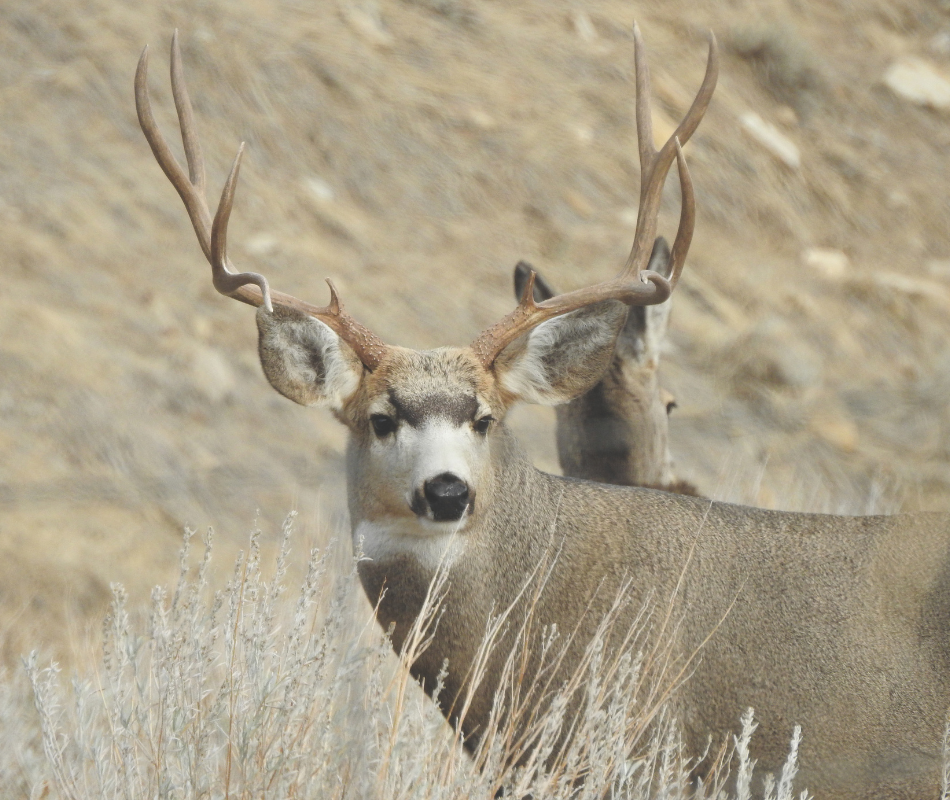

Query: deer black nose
left=423, top=473, right=471, bottom=522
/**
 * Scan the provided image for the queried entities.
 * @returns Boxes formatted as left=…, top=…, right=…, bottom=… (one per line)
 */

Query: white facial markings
left=355, top=396, right=494, bottom=547
left=355, top=516, right=468, bottom=571
left=405, top=419, right=477, bottom=492
left=367, top=397, right=488, bottom=493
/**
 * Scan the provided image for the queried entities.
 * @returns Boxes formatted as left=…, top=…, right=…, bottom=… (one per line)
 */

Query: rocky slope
left=1, top=0, right=949, bottom=662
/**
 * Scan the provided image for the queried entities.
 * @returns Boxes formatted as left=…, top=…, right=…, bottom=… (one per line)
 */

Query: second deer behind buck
left=137, top=26, right=950, bottom=800
left=513, top=238, right=697, bottom=494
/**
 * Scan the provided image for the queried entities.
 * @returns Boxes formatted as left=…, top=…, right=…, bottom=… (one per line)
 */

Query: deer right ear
left=256, top=305, right=363, bottom=410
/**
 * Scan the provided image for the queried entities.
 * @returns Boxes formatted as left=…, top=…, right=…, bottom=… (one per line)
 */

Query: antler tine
left=169, top=30, right=206, bottom=200
left=136, top=34, right=273, bottom=311
left=137, top=33, right=391, bottom=369
left=470, top=28, right=717, bottom=369
left=136, top=42, right=212, bottom=260
left=666, top=139, right=694, bottom=290
left=625, top=25, right=718, bottom=275
left=633, top=24, right=656, bottom=206
left=209, top=144, right=274, bottom=311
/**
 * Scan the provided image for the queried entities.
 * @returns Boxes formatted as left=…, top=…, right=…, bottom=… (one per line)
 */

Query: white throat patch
left=354, top=516, right=468, bottom=571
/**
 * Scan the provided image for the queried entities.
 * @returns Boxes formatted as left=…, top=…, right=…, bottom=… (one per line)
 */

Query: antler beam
left=470, top=25, right=718, bottom=368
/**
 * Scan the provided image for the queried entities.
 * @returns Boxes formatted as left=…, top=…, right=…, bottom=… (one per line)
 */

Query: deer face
left=255, top=301, right=628, bottom=557
left=345, top=348, right=499, bottom=529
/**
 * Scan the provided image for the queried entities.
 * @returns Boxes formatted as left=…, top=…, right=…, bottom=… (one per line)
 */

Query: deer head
left=135, top=26, right=716, bottom=544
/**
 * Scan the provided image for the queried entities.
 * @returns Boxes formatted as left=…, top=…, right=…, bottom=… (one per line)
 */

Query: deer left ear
left=492, top=300, right=626, bottom=406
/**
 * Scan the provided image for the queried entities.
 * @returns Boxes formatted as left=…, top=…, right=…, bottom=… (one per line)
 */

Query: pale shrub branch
left=14, top=515, right=819, bottom=799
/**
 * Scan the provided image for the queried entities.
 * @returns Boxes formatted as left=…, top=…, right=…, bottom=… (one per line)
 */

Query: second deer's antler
left=470, top=24, right=718, bottom=368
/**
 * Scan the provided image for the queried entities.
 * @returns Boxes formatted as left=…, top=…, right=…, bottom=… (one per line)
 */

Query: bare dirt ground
left=1, top=0, right=949, bottom=664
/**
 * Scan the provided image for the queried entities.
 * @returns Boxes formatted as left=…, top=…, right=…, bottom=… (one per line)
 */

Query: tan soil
left=1, top=0, right=949, bottom=663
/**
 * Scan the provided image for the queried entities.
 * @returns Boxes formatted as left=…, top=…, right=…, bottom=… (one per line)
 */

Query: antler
left=470, top=24, right=718, bottom=368
left=135, top=31, right=389, bottom=370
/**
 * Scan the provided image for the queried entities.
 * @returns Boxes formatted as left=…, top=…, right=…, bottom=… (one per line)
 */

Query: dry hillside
left=1, top=0, right=949, bottom=663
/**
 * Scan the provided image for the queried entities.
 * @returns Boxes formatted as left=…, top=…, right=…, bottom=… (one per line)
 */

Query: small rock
left=191, top=316, right=213, bottom=341
left=930, top=31, right=950, bottom=57
left=571, top=11, right=597, bottom=42
left=465, top=107, right=497, bottom=130
left=871, top=271, right=950, bottom=301
left=774, top=105, right=799, bottom=127
left=342, top=6, right=394, bottom=48
left=802, top=247, right=850, bottom=279
left=564, top=190, right=593, bottom=218
left=885, top=189, right=910, bottom=210
left=573, top=124, right=594, bottom=144
left=810, top=411, right=859, bottom=453
left=883, top=57, right=950, bottom=110
left=303, top=177, right=335, bottom=203
left=926, top=259, right=950, bottom=278
left=739, top=111, right=801, bottom=168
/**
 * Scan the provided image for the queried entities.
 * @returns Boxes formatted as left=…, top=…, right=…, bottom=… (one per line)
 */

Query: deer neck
left=348, top=423, right=603, bottom=740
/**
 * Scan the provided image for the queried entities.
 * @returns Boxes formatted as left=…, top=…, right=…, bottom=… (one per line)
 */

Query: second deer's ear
left=493, top=300, right=626, bottom=406
left=621, top=237, right=673, bottom=366
left=513, top=260, right=557, bottom=303
left=256, top=305, right=363, bottom=411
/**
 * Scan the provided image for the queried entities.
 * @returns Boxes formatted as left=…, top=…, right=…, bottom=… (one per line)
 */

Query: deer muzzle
left=416, top=472, right=472, bottom=522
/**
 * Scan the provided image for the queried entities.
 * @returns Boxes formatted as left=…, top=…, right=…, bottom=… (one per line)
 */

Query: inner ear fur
left=512, top=236, right=672, bottom=371
left=493, top=299, right=626, bottom=406
left=256, top=305, right=363, bottom=410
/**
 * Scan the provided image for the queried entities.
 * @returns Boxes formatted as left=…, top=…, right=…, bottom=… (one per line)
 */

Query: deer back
left=355, top=435, right=950, bottom=798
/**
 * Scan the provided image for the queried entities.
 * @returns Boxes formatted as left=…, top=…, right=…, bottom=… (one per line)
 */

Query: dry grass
left=6, top=515, right=820, bottom=800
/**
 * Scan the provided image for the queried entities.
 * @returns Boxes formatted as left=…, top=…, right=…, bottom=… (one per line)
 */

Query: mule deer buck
left=137, top=29, right=950, bottom=799
left=513, top=243, right=698, bottom=494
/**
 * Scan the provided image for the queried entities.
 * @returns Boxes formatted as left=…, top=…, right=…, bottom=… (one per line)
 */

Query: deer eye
left=370, top=414, right=397, bottom=437
left=473, top=415, right=494, bottom=435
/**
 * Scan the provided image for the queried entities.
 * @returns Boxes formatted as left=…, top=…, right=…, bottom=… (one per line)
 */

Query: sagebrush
left=4, top=514, right=817, bottom=799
